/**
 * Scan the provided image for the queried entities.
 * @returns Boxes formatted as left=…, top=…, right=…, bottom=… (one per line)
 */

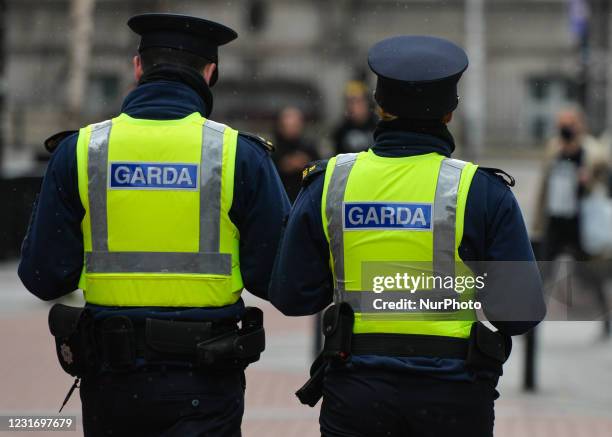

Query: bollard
left=523, top=327, right=537, bottom=391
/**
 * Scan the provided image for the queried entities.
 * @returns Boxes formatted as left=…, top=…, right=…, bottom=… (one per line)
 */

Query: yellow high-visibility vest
left=75, top=112, right=243, bottom=307
left=321, top=151, right=479, bottom=338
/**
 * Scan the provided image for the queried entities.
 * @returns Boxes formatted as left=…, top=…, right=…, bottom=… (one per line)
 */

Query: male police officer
left=19, top=13, right=290, bottom=437
left=270, top=36, right=546, bottom=436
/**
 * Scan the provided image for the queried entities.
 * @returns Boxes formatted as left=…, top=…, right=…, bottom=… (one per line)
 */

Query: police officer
left=19, top=13, right=289, bottom=436
left=270, top=36, right=546, bottom=437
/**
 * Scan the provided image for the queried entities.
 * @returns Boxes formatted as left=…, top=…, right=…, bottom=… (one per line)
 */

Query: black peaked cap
left=128, top=13, right=237, bottom=63
left=368, top=35, right=469, bottom=119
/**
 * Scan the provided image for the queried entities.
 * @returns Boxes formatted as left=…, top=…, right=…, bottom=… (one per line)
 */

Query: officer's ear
left=202, top=63, right=217, bottom=86
left=442, top=112, right=453, bottom=124
left=133, top=55, right=144, bottom=82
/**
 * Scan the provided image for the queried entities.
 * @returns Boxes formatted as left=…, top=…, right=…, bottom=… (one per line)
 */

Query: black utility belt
left=350, top=333, right=469, bottom=359
left=48, top=304, right=265, bottom=378
left=296, top=303, right=512, bottom=407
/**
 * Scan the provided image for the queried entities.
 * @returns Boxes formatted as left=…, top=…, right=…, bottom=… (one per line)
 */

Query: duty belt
left=48, top=304, right=266, bottom=377
left=296, top=303, right=511, bottom=407
left=94, top=316, right=244, bottom=370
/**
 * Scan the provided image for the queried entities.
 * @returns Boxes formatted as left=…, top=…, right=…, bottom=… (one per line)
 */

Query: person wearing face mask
left=533, top=107, right=610, bottom=337
left=534, top=108, right=606, bottom=257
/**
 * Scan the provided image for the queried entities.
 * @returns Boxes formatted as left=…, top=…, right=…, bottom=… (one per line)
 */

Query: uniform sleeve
left=269, top=174, right=334, bottom=316
left=462, top=170, right=546, bottom=336
left=229, top=136, right=291, bottom=300
left=18, top=134, right=85, bottom=300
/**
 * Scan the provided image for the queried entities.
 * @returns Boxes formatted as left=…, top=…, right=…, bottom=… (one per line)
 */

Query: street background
left=1, top=0, right=612, bottom=436
left=1, top=260, right=612, bottom=436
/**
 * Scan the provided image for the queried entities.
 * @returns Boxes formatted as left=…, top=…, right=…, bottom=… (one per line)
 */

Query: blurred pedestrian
left=331, top=80, right=377, bottom=154
left=534, top=108, right=606, bottom=255
left=534, top=107, right=610, bottom=337
left=273, top=106, right=319, bottom=201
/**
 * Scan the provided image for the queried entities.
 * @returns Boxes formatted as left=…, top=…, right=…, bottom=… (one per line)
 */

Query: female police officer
left=270, top=36, right=546, bottom=437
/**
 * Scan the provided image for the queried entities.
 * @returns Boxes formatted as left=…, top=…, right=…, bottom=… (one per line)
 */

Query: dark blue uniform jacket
left=269, top=129, right=546, bottom=380
left=18, top=79, right=290, bottom=322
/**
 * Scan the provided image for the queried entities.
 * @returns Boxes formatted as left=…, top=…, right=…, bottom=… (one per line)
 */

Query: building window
left=525, top=75, right=577, bottom=143
left=85, top=73, right=121, bottom=116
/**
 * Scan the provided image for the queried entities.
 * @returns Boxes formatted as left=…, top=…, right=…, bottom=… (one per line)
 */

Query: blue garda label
left=343, top=202, right=432, bottom=230
left=109, top=162, right=198, bottom=190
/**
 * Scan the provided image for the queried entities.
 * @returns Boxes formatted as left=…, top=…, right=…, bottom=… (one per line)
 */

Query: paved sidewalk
left=1, top=262, right=612, bottom=436
left=245, top=299, right=612, bottom=437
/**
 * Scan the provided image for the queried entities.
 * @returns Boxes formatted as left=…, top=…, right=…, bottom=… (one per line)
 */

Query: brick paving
left=244, top=302, right=612, bottom=436
left=1, top=263, right=612, bottom=436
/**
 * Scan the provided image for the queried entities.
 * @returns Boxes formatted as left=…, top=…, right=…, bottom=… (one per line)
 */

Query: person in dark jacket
left=19, top=13, right=289, bottom=437
left=331, top=80, right=377, bottom=154
left=273, top=106, right=320, bottom=201
left=533, top=108, right=610, bottom=338
left=270, top=36, right=546, bottom=437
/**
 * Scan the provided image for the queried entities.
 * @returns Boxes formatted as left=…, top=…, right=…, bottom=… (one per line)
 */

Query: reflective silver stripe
left=325, top=153, right=358, bottom=303
left=86, top=251, right=231, bottom=274
left=87, top=120, right=113, bottom=251
left=433, top=158, right=467, bottom=278
left=200, top=120, right=226, bottom=253
left=326, top=156, right=467, bottom=310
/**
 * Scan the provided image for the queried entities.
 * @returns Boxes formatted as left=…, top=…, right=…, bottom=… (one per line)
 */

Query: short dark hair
left=139, top=47, right=211, bottom=72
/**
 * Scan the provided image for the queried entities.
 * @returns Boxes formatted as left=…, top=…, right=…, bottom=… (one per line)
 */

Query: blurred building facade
left=1, top=0, right=597, bottom=163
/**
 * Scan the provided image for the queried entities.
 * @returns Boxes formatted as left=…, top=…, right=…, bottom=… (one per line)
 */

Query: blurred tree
left=584, top=0, right=609, bottom=135
left=0, top=0, right=5, bottom=172
left=463, top=0, right=486, bottom=160
left=66, top=0, right=95, bottom=124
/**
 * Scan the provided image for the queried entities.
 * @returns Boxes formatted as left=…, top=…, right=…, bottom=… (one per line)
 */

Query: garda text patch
left=343, top=202, right=432, bottom=230
left=109, top=162, right=198, bottom=190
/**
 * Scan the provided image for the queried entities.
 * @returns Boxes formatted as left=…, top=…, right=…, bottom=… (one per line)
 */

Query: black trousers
left=320, top=367, right=498, bottom=437
left=80, top=367, right=245, bottom=437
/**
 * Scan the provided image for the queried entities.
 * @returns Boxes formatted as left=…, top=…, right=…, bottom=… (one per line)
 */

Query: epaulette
left=479, top=166, right=515, bottom=187
left=240, top=132, right=275, bottom=153
left=302, top=160, right=329, bottom=186
left=44, top=130, right=78, bottom=153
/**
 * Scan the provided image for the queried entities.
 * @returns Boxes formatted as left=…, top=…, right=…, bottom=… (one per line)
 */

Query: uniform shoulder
left=302, top=159, right=329, bottom=187
left=44, top=130, right=79, bottom=153
left=238, top=131, right=275, bottom=154
left=475, top=166, right=515, bottom=188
